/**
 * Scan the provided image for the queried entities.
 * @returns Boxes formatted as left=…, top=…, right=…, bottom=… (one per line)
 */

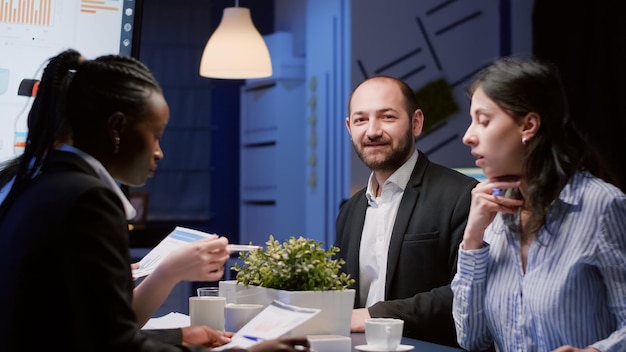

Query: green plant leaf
left=232, top=235, right=355, bottom=291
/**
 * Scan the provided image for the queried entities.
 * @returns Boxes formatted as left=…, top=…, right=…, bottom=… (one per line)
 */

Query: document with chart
left=212, top=300, right=320, bottom=350
left=132, top=226, right=217, bottom=279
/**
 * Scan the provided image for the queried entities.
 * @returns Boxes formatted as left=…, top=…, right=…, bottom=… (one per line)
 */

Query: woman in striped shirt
left=452, top=57, right=626, bottom=352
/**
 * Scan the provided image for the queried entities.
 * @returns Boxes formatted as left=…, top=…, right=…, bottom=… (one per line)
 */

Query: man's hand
left=181, top=325, right=232, bottom=348
left=350, top=308, right=371, bottom=332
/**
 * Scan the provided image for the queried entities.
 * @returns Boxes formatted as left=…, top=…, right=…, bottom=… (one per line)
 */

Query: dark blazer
left=335, top=150, right=478, bottom=348
left=0, top=151, right=241, bottom=351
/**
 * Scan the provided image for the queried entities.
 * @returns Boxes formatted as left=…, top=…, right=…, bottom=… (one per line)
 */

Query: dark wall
left=132, top=0, right=626, bottom=249
left=131, top=0, right=274, bottom=247
left=533, top=0, right=626, bottom=192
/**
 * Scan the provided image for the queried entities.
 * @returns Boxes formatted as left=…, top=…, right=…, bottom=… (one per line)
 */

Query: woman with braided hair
left=0, top=49, right=310, bottom=352
left=0, top=53, right=231, bottom=332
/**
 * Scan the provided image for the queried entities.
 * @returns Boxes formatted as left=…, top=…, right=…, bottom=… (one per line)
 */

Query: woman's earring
left=114, top=137, right=120, bottom=153
left=522, top=137, right=527, bottom=145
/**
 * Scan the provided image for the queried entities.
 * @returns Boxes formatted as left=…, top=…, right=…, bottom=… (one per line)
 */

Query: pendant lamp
left=199, top=3, right=272, bottom=79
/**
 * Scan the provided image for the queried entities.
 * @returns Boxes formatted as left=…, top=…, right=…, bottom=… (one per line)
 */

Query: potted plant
left=219, top=236, right=356, bottom=336
left=232, top=235, right=354, bottom=291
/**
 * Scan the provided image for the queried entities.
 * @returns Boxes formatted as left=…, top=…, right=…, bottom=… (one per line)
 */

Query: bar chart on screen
left=0, top=0, right=142, bottom=164
left=0, top=0, right=54, bottom=26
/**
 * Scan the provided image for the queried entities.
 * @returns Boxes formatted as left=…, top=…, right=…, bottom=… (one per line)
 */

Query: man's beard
left=353, top=129, right=414, bottom=173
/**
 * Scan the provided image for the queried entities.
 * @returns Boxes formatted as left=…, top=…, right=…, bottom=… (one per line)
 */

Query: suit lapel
left=349, top=191, right=368, bottom=291
left=385, top=151, right=429, bottom=295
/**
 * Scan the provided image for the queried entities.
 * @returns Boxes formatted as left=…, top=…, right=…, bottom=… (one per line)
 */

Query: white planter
left=219, top=280, right=355, bottom=336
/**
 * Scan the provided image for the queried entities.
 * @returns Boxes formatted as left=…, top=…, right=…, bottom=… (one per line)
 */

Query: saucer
left=354, top=344, right=414, bottom=352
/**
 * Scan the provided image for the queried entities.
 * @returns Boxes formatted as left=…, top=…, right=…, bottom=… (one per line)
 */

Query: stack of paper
left=142, top=312, right=190, bottom=330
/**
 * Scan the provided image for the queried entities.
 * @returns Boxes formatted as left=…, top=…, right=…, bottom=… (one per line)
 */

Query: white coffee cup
left=364, top=318, right=404, bottom=350
left=189, top=296, right=226, bottom=331
left=224, top=303, right=265, bottom=332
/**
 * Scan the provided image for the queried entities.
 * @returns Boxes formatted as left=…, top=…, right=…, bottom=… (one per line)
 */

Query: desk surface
left=350, top=333, right=463, bottom=352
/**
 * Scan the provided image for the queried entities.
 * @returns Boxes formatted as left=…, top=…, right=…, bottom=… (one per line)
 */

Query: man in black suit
left=335, top=75, right=477, bottom=348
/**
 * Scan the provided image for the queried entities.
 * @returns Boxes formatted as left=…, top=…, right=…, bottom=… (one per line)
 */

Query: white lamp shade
left=199, top=7, right=272, bottom=79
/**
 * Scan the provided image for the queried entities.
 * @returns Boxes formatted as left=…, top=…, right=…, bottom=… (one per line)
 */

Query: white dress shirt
left=359, top=150, right=417, bottom=307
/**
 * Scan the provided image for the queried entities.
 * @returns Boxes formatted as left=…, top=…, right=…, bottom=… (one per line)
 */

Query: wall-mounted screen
left=0, top=0, right=143, bottom=163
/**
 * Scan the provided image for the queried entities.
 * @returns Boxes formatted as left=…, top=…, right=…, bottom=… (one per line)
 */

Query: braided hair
left=66, top=54, right=162, bottom=150
left=0, top=50, right=82, bottom=212
left=0, top=49, right=162, bottom=217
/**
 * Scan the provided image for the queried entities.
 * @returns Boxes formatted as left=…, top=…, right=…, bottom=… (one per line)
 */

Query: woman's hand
left=247, top=336, right=311, bottom=352
left=181, top=325, right=233, bottom=347
left=462, top=177, right=522, bottom=249
left=155, top=235, right=230, bottom=283
left=133, top=236, right=231, bottom=326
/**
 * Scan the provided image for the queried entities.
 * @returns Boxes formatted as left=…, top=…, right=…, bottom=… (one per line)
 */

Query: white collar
left=365, top=149, right=418, bottom=202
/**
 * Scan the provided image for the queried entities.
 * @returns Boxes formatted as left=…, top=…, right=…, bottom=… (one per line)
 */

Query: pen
left=242, top=335, right=265, bottom=342
left=227, top=244, right=262, bottom=252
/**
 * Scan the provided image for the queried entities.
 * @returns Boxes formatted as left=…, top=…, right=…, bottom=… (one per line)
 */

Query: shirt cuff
left=457, top=243, right=490, bottom=282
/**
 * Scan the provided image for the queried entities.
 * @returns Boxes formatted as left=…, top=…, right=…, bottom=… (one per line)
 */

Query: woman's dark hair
left=0, top=157, right=20, bottom=189
left=468, top=57, right=608, bottom=234
left=65, top=54, right=162, bottom=149
left=0, top=50, right=82, bottom=212
left=0, top=49, right=162, bottom=216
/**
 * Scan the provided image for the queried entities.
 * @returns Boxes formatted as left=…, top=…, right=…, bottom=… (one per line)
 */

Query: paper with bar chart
left=0, top=0, right=139, bottom=163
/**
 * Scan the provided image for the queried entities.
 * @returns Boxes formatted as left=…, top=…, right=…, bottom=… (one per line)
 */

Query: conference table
left=350, top=332, right=464, bottom=352
left=143, top=305, right=465, bottom=351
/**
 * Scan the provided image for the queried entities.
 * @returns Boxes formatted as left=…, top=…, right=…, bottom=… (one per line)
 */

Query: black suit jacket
left=0, top=151, right=244, bottom=351
left=335, top=150, right=477, bottom=348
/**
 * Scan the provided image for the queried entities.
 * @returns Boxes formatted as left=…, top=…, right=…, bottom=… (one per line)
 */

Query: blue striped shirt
left=452, top=171, right=626, bottom=352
